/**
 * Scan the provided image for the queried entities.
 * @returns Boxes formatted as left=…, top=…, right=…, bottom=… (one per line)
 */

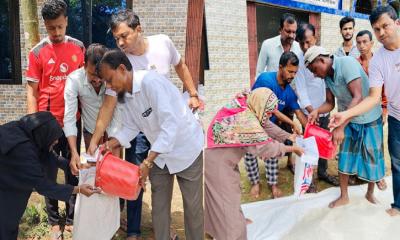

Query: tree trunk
left=21, top=0, right=40, bottom=53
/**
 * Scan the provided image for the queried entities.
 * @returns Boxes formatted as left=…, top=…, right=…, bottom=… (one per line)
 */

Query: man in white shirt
left=334, top=16, right=360, bottom=58
left=88, top=10, right=200, bottom=156
left=256, top=13, right=302, bottom=78
left=294, top=23, right=339, bottom=189
left=87, top=10, right=200, bottom=239
left=63, top=44, right=120, bottom=175
left=98, top=50, right=204, bottom=239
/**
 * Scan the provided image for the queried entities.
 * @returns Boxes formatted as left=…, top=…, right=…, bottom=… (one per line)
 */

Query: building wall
left=0, top=0, right=189, bottom=124
left=0, top=0, right=45, bottom=124
left=203, top=0, right=250, bottom=125
left=0, top=0, right=383, bottom=125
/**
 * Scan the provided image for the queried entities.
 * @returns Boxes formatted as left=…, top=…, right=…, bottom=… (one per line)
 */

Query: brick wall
left=0, top=0, right=383, bottom=126
left=1, top=0, right=189, bottom=124
left=203, top=0, right=250, bottom=125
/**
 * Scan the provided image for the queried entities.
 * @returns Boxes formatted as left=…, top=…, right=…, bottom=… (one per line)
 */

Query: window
left=0, top=0, right=21, bottom=84
left=66, top=0, right=128, bottom=48
left=355, top=0, right=373, bottom=15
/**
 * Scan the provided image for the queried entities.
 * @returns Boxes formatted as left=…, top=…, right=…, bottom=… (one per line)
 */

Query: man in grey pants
left=98, top=49, right=204, bottom=240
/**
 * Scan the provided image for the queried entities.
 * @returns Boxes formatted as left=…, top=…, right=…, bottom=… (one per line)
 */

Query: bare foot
left=246, top=218, right=253, bottom=225
left=270, top=185, right=282, bottom=199
left=328, top=196, right=349, bottom=208
left=50, top=225, right=62, bottom=240
left=250, top=183, right=260, bottom=199
left=386, top=208, right=400, bottom=217
left=64, top=225, right=73, bottom=232
left=376, top=179, right=387, bottom=191
left=365, top=193, right=378, bottom=204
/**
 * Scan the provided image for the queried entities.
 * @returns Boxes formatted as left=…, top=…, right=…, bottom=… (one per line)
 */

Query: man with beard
left=254, top=13, right=302, bottom=185
left=98, top=50, right=204, bottom=239
left=256, top=13, right=302, bottom=77
left=335, top=16, right=360, bottom=58
left=245, top=51, right=308, bottom=198
left=25, top=1, right=85, bottom=238
left=87, top=10, right=200, bottom=239
left=63, top=44, right=121, bottom=175
left=329, top=5, right=400, bottom=216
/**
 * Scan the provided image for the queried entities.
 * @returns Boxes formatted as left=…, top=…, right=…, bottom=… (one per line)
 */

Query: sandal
left=306, top=182, right=318, bottom=193
left=319, top=173, right=339, bottom=186
left=50, top=225, right=63, bottom=240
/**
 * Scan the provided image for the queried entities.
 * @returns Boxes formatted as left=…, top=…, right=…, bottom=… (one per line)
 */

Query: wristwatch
left=189, top=92, right=199, bottom=98
left=143, top=159, right=154, bottom=169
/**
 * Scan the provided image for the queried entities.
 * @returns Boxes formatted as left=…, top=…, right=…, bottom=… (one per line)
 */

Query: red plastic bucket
left=304, top=124, right=336, bottom=160
left=95, top=151, right=141, bottom=200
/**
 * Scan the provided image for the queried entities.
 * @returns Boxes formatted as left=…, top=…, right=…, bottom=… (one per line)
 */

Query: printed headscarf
left=247, top=88, right=279, bottom=128
left=207, top=88, right=279, bottom=148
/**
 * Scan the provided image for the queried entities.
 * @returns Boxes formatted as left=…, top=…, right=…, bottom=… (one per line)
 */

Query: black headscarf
left=19, top=112, right=63, bottom=152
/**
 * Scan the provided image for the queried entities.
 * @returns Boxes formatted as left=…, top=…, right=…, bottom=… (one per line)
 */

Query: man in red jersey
left=25, top=1, right=84, bottom=239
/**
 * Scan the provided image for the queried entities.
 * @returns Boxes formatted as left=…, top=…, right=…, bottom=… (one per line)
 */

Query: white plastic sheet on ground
left=242, top=177, right=400, bottom=240
left=73, top=167, right=120, bottom=240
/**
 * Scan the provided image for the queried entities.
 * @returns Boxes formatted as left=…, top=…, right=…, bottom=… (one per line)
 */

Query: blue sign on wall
left=256, top=0, right=371, bottom=19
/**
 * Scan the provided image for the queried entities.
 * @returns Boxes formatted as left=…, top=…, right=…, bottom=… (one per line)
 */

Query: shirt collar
left=83, top=70, right=106, bottom=94
left=325, top=56, right=337, bottom=82
left=340, top=41, right=357, bottom=52
left=273, top=35, right=284, bottom=49
left=131, top=71, right=143, bottom=94
left=358, top=52, right=373, bottom=62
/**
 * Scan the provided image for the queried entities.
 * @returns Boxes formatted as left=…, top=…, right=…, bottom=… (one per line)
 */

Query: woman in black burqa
left=0, top=111, right=99, bottom=239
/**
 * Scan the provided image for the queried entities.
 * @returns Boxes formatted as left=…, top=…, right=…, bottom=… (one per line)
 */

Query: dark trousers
left=316, top=115, right=330, bottom=177
left=0, top=189, right=31, bottom=240
left=45, top=121, right=81, bottom=226
left=121, top=132, right=150, bottom=237
left=278, top=109, right=294, bottom=159
left=388, top=116, right=400, bottom=210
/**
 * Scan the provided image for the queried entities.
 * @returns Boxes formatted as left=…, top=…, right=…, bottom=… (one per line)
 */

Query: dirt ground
left=20, top=125, right=391, bottom=240
left=19, top=177, right=185, bottom=240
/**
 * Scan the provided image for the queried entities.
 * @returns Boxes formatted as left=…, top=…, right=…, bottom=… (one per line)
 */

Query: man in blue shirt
left=305, top=46, right=384, bottom=208
left=245, top=51, right=307, bottom=198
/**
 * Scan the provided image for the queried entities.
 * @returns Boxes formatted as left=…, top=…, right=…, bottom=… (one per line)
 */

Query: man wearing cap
left=305, top=46, right=385, bottom=208
left=293, top=23, right=339, bottom=190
